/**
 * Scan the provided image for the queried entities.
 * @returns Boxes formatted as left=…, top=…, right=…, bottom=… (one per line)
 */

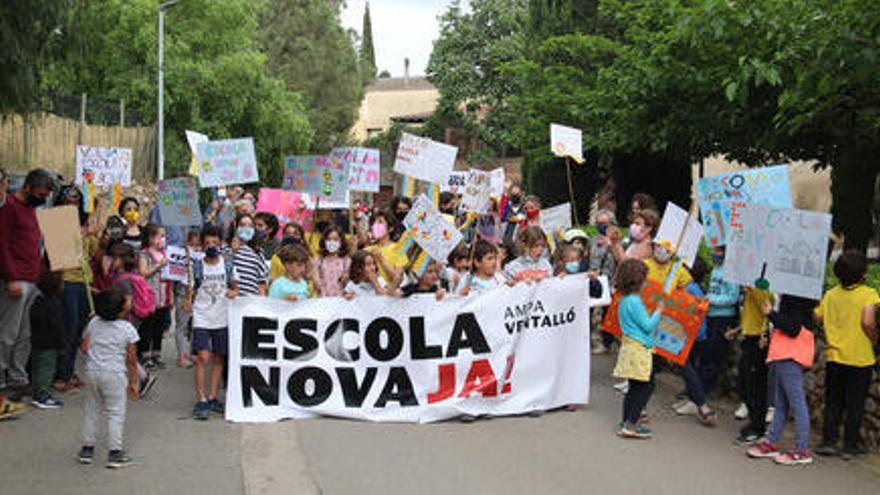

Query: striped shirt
left=233, top=244, right=269, bottom=296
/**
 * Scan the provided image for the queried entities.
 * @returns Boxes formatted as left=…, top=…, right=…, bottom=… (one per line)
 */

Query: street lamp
left=157, top=0, right=182, bottom=181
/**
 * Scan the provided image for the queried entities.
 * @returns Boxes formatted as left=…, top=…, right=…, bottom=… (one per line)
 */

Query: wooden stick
left=565, top=156, right=581, bottom=226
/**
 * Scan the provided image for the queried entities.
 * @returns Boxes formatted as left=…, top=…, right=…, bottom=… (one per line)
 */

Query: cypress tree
left=359, top=2, right=377, bottom=86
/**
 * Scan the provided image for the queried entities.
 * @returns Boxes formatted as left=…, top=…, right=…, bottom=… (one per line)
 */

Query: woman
left=255, top=212, right=281, bottom=260
left=611, top=209, right=660, bottom=262
left=230, top=214, right=269, bottom=296
left=119, top=197, right=143, bottom=252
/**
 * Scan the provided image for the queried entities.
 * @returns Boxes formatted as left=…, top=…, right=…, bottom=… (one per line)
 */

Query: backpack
left=192, top=257, right=236, bottom=292
left=116, top=273, right=157, bottom=319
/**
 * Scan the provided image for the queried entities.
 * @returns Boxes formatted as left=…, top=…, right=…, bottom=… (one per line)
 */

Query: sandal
left=697, top=406, right=717, bottom=426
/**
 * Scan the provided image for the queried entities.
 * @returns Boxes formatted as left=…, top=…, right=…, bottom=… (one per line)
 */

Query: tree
left=260, top=0, right=363, bottom=152
left=378, top=69, right=391, bottom=78
left=359, top=2, right=377, bottom=86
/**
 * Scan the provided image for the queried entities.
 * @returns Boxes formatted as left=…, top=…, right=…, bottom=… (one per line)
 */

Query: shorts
left=191, top=327, right=228, bottom=357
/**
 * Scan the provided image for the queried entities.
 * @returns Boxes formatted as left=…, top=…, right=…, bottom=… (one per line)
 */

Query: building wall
left=351, top=88, right=439, bottom=141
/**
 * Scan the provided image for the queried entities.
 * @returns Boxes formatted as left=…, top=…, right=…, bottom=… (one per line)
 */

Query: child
left=505, top=226, right=553, bottom=284
left=460, top=241, right=506, bottom=295
left=174, top=230, right=201, bottom=368
left=814, top=250, right=880, bottom=459
left=270, top=222, right=308, bottom=281
left=138, top=224, right=172, bottom=368
left=613, top=259, right=664, bottom=439
left=443, top=244, right=471, bottom=294
left=187, top=226, right=238, bottom=421
left=736, top=284, right=775, bottom=443
left=344, top=250, right=389, bottom=298
left=400, top=259, right=447, bottom=300
left=748, top=295, right=817, bottom=465
left=562, top=229, right=590, bottom=271
left=314, top=226, right=350, bottom=297
left=643, top=240, right=692, bottom=290
left=77, top=287, right=140, bottom=468
left=29, top=271, right=66, bottom=409
left=231, top=214, right=270, bottom=296
left=269, top=245, right=313, bottom=302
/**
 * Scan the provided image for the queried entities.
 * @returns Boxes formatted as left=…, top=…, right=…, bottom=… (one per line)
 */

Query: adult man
left=0, top=168, right=53, bottom=394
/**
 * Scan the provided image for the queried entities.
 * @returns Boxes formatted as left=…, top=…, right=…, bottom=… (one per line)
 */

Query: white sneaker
left=765, top=407, right=775, bottom=424
left=671, top=399, right=690, bottom=411
left=613, top=381, right=629, bottom=394
left=591, top=343, right=610, bottom=355
left=734, top=402, right=748, bottom=420
left=674, top=400, right=698, bottom=416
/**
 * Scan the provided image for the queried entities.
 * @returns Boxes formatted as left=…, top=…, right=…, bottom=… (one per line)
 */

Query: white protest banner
left=196, top=138, right=259, bottom=188
left=461, top=169, right=492, bottom=214
left=75, top=145, right=132, bottom=186
left=330, top=147, right=380, bottom=193
left=157, top=177, right=202, bottom=226
left=550, top=124, right=583, bottom=163
left=226, top=275, right=590, bottom=423
left=440, top=171, right=468, bottom=194
left=393, top=132, right=458, bottom=184
left=655, top=202, right=704, bottom=268
left=403, top=195, right=464, bottom=262
left=37, top=206, right=82, bottom=271
left=725, top=205, right=831, bottom=300
left=185, top=130, right=209, bottom=176
left=489, top=168, right=505, bottom=199
left=541, top=203, right=572, bottom=235
left=161, top=246, right=189, bottom=283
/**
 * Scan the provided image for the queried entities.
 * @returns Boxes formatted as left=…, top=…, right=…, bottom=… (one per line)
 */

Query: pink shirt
left=316, top=256, right=350, bottom=297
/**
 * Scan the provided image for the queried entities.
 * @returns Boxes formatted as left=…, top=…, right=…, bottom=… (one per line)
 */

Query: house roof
left=367, top=77, right=437, bottom=93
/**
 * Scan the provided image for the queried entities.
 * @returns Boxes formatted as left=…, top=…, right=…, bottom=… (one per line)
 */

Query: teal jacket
left=619, top=294, right=662, bottom=348
left=707, top=266, right=740, bottom=318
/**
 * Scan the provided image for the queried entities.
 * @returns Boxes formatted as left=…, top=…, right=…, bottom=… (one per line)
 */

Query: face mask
left=326, top=240, right=341, bottom=253
left=597, top=224, right=608, bottom=236
left=654, top=246, right=673, bottom=263
left=526, top=209, right=539, bottom=220
left=27, top=194, right=46, bottom=208
left=510, top=195, right=522, bottom=205
left=124, top=210, right=140, bottom=225
left=282, top=236, right=300, bottom=246
left=629, top=224, right=644, bottom=241
left=154, top=239, right=166, bottom=250
left=253, top=230, right=266, bottom=242
left=395, top=211, right=409, bottom=222
left=712, top=254, right=724, bottom=265
left=205, top=246, right=221, bottom=259
left=565, top=262, right=581, bottom=274
left=371, top=223, right=387, bottom=239
left=237, top=227, right=255, bottom=242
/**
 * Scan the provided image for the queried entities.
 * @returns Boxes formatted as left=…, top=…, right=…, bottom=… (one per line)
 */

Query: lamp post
left=157, top=0, right=181, bottom=181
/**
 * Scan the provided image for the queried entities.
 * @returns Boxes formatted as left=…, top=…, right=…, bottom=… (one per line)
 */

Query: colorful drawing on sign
left=393, top=132, right=458, bottom=184
left=157, top=177, right=202, bottom=226
left=655, top=202, right=704, bottom=268
left=724, top=205, right=831, bottom=300
left=196, top=138, right=259, bottom=188
left=602, top=280, right=708, bottom=366
left=75, top=145, right=133, bottom=187
left=282, top=155, right=350, bottom=209
left=161, top=246, right=189, bottom=283
left=489, top=168, right=505, bottom=199
left=696, top=165, right=791, bottom=247
left=256, top=188, right=314, bottom=230
left=330, top=147, right=380, bottom=193
left=461, top=169, right=492, bottom=214
left=541, top=203, right=572, bottom=236
left=440, top=171, right=468, bottom=195
left=403, top=195, right=463, bottom=262
left=550, top=124, right=583, bottom=163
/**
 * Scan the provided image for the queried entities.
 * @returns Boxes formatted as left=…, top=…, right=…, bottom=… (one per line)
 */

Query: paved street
left=2, top=342, right=879, bottom=495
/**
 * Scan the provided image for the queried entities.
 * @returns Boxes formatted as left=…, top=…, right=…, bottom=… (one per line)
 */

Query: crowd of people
left=0, top=167, right=878, bottom=470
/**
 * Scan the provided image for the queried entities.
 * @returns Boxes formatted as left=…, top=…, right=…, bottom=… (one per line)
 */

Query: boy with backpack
left=183, top=226, right=238, bottom=420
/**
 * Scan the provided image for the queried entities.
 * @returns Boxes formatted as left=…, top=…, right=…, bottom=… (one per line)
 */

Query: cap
left=563, top=228, right=589, bottom=243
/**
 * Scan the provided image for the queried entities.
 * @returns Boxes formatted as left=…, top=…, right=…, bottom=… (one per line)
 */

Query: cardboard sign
left=601, top=280, right=709, bottom=366
left=157, top=177, right=202, bottom=226
left=550, top=124, right=583, bottom=163
left=256, top=188, right=314, bottom=228
left=330, top=147, right=380, bottom=193
left=75, top=145, right=132, bottom=186
left=196, top=138, right=259, bottom=188
left=282, top=155, right=350, bottom=209
left=185, top=130, right=209, bottom=176
left=489, top=168, right=505, bottom=199
left=541, top=203, right=573, bottom=235
left=696, top=165, right=791, bottom=246
left=440, top=171, right=468, bottom=195
left=655, top=202, right=704, bottom=268
left=161, top=246, right=189, bottom=283
left=461, top=169, right=492, bottom=214
left=724, top=205, right=831, bottom=300
left=37, top=206, right=82, bottom=271
left=393, top=132, right=458, bottom=184
left=403, top=194, right=464, bottom=262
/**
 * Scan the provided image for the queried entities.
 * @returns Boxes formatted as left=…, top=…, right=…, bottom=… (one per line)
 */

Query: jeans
left=30, top=349, right=58, bottom=399
left=740, top=336, right=769, bottom=435
left=138, top=308, right=170, bottom=358
left=173, top=285, right=191, bottom=359
left=57, top=281, right=90, bottom=381
left=766, top=360, right=810, bottom=451
left=81, top=371, right=128, bottom=451
left=623, top=357, right=657, bottom=425
left=697, top=316, right=736, bottom=397
left=822, top=362, right=873, bottom=450
left=681, top=340, right=707, bottom=406
left=0, top=281, right=38, bottom=388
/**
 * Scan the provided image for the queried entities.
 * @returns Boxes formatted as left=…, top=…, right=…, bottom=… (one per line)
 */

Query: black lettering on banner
left=241, top=317, right=278, bottom=360
left=325, top=319, right=360, bottom=362
left=446, top=313, right=490, bottom=357
left=365, top=317, right=404, bottom=361
left=336, top=367, right=378, bottom=407
left=374, top=367, right=419, bottom=407
left=283, top=319, right=319, bottom=361
left=287, top=367, right=333, bottom=407
left=409, top=316, right=442, bottom=360
left=241, top=366, right=280, bottom=407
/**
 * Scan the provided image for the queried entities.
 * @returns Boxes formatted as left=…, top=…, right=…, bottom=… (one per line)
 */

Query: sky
left=340, top=0, right=468, bottom=78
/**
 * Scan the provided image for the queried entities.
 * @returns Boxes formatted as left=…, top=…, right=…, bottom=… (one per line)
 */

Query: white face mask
left=326, top=240, right=341, bottom=253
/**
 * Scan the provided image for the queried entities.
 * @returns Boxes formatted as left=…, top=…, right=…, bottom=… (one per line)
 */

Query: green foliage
left=359, top=2, right=377, bottom=86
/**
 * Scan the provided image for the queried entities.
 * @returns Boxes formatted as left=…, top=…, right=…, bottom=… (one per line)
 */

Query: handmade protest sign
left=393, top=132, right=458, bottom=184
left=403, top=195, right=464, bottom=262
left=550, top=124, right=583, bottom=163
left=226, top=275, right=591, bottom=423
left=655, top=202, right=705, bottom=268
left=75, top=145, right=132, bottom=187
left=185, top=130, right=209, bottom=176
left=37, top=206, right=82, bottom=271
left=256, top=188, right=314, bottom=228
left=440, top=171, right=468, bottom=194
left=696, top=165, right=791, bottom=247
left=282, top=155, right=350, bottom=209
left=196, top=138, right=259, bottom=188
left=540, top=203, right=573, bottom=236
left=724, top=205, right=831, bottom=300
left=330, top=147, right=380, bottom=193
left=489, top=168, right=505, bottom=199
left=161, top=246, right=189, bottom=283
left=601, top=280, right=709, bottom=366
left=157, top=177, right=202, bottom=226
left=461, top=169, right=492, bottom=214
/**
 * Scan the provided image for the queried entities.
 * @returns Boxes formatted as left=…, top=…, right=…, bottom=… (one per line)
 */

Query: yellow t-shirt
left=63, top=235, right=98, bottom=284
left=815, top=285, right=880, bottom=367
left=366, top=241, right=409, bottom=286
left=741, top=288, right=774, bottom=337
left=644, top=258, right=692, bottom=291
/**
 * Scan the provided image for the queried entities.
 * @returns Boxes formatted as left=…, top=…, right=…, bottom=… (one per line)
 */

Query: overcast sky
left=340, top=0, right=469, bottom=77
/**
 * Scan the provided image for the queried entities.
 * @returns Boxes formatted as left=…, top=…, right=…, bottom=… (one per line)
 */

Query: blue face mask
left=565, top=262, right=581, bottom=274
left=237, top=227, right=255, bottom=242
left=597, top=224, right=608, bottom=236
